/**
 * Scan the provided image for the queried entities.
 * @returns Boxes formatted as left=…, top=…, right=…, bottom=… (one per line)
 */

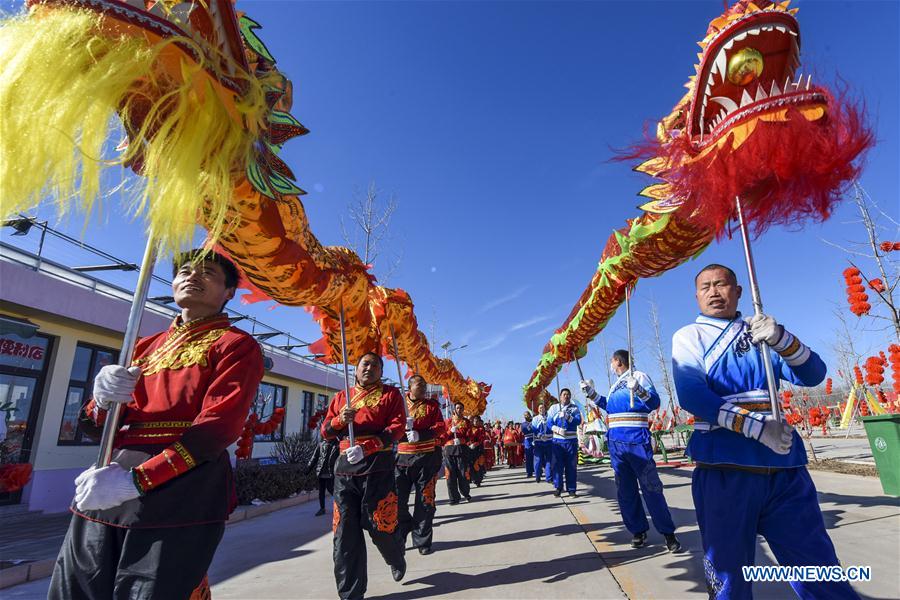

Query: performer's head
left=172, top=249, right=239, bottom=317
left=560, top=388, right=572, bottom=405
left=695, top=264, right=742, bottom=320
left=408, top=374, right=427, bottom=400
left=523, top=411, right=532, bottom=422
left=538, top=403, right=546, bottom=416
left=473, top=416, right=482, bottom=426
left=611, top=349, right=630, bottom=376
left=356, top=352, right=383, bottom=387
left=454, top=401, right=465, bottom=417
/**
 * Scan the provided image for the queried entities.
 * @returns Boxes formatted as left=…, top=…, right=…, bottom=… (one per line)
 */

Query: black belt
left=696, top=462, right=788, bottom=475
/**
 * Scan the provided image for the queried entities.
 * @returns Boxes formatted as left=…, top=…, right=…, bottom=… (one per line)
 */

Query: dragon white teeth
left=771, top=80, right=782, bottom=96
left=789, top=30, right=798, bottom=37
left=724, top=38, right=735, bottom=51
left=755, top=83, right=768, bottom=102
left=734, top=31, right=748, bottom=42
left=740, top=89, right=753, bottom=107
left=714, top=50, right=727, bottom=83
left=747, top=26, right=761, bottom=36
left=711, top=96, right=738, bottom=115
left=774, top=25, right=787, bottom=33
left=806, top=74, right=812, bottom=90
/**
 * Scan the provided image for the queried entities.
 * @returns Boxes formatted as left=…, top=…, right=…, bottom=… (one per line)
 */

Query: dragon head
left=638, top=0, right=872, bottom=235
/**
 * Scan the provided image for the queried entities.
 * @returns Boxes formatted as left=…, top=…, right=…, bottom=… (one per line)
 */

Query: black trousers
left=443, top=447, right=470, bottom=502
left=318, top=477, right=335, bottom=509
left=332, top=470, right=405, bottom=600
left=49, top=514, right=224, bottom=600
left=395, top=451, right=442, bottom=550
left=470, top=446, right=486, bottom=486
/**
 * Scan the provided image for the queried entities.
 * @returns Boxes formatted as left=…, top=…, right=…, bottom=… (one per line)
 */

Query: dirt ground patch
left=806, top=458, right=879, bottom=477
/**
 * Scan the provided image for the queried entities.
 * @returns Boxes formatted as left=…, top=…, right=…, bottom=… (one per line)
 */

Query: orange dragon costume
left=0, top=1, right=490, bottom=417
left=523, top=0, right=871, bottom=407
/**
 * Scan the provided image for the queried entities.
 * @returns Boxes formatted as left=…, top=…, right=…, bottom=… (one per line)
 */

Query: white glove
left=453, top=438, right=461, bottom=446
left=74, top=463, right=140, bottom=511
left=757, top=417, right=794, bottom=455
left=749, top=314, right=783, bottom=346
left=580, top=379, right=597, bottom=400
left=551, top=425, right=565, bottom=436
left=406, top=417, right=415, bottom=431
left=345, top=445, right=364, bottom=464
left=469, top=444, right=478, bottom=450
left=93, top=365, right=142, bottom=410
left=406, top=430, right=420, bottom=443
left=625, top=376, right=649, bottom=399
left=450, top=425, right=458, bottom=433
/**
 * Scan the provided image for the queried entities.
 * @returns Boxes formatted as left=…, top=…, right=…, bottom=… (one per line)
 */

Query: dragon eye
left=727, top=47, right=764, bottom=86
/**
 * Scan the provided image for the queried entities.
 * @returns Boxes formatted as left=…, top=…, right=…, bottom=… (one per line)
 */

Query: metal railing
left=0, top=218, right=343, bottom=376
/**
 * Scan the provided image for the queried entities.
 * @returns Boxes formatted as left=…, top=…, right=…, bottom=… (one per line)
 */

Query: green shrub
left=234, top=462, right=317, bottom=505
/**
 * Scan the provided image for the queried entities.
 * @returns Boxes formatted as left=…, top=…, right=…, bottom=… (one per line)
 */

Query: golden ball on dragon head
left=726, top=47, right=764, bottom=86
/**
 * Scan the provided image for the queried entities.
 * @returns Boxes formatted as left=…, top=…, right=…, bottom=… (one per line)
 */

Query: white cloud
left=478, top=285, right=530, bottom=314
left=509, top=314, right=552, bottom=332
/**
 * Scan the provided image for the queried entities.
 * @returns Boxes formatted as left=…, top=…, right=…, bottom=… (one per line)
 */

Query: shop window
left=58, top=343, right=118, bottom=445
left=253, top=382, right=287, bottom=442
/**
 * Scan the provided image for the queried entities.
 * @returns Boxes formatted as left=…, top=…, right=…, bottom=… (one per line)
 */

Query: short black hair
left=358, top=352, right=384, bottom=369
left=695, top=264, right=738, bottom=286
left=613, top=349, right=630, bottom=367
left=173, top=249, right=240, bottom=289
left=560, top=387, right=571, bottom=396
left=454, top=401, right=464, bottom=409
left=409, top=374, right=427, bottom=386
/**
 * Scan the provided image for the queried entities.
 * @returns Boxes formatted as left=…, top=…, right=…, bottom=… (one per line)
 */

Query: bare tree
left=821, top=183, right=900, bottom=342
left=648, top=300, right=678, bottom=419
left=341, top=181, right=401, bottom=283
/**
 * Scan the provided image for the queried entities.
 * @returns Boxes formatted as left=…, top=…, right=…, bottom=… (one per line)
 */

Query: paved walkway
left=5, top=464, right=899, bottom=599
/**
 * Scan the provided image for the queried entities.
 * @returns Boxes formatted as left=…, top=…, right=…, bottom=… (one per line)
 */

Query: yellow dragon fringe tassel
left=0, top=6, right=268, bottom=254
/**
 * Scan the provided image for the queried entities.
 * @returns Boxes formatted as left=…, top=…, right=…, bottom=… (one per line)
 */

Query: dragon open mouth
left=689, top=7, right=825, bottom=146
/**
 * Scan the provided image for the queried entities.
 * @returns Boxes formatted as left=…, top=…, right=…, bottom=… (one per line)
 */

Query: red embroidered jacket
left=77, top=314, right=263, bottom=527
left=321, top=383, right=405, bottom=475
left=397, top=396, right=446, bottom=455
left=443, top=415, right=471, bottom=447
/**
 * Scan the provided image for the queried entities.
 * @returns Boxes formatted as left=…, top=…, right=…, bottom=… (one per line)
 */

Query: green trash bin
left=861, top=414, right=900, bottom=497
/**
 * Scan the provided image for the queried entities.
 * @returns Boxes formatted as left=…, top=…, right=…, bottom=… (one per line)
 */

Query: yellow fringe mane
left=0, top=5, right=268, bottom=253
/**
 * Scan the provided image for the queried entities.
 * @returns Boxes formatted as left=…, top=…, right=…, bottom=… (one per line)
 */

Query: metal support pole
left=97, top=238, right=157, bottom=466
left=574, top=355, right=585, bottom=381
left=388, top=325, right=411, bottom=422
left=735, top=196, right=783, bottom=422
left=625, top=284, right=635, bottom=409
left=338, top=302, right=356, bottom=446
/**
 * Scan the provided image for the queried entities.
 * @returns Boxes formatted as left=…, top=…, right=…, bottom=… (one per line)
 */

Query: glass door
left=0, top=329, right=53, bottom=505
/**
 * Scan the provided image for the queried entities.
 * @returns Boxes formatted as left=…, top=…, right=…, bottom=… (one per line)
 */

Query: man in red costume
left=468, top=416, right=487, bottom=487
left=50, top=250, right=263, bottom=599
left=321, top=352, right=406, bottom=599
left=443, top=401, right=472, bottom=505
left=395, top=374, right=446, bottom=556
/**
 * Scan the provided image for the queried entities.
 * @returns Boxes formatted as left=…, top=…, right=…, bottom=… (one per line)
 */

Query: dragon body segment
left=523, top=0, right=872, bottom=406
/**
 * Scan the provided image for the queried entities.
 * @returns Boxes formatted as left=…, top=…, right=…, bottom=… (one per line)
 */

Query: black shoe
left=391, top=557, right=407, bottom=582
left=665, top=534, right=683, bottom=553
left=474, top=482, right=481, bottom=487
left=418, top=546, right=433, bottom=555
left=534, top=478, right=541, bottom=483
left=464, top=495, right=472, bottom=502
left=314, top=508, right=325, bottom=516
left=631, top=532, right=648, bottom=549
left=449, top=499, right=459, bottom=505
left=568, top=491, right=577, bottom=498
left=553, top=489, right=562, bottom=497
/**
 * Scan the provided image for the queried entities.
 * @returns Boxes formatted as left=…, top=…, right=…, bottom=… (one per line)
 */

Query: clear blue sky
left=3, top=1, right=898, bottom=422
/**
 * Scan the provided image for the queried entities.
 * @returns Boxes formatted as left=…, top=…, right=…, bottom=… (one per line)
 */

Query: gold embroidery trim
left=163, top=449, right=179, bottom=475
left=350, top=387, right=382, bottom=410
left=778, top=337, right=802, bottom=358
left=128, top=421, right=193, bottom=429
left=173, top=442, right=196, bottom=469
left=135, top=328, right=230, bottom=376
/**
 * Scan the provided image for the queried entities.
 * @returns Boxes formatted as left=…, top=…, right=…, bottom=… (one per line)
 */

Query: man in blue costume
left=530, top=401, right=552, bottom=483
left=546, top=388, right=581, bottom=497
left=521, top=411, right=536, bottom=479
left=671, top=264, right=857, bottom=600
left=581, top=350, right=681, bottom=552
